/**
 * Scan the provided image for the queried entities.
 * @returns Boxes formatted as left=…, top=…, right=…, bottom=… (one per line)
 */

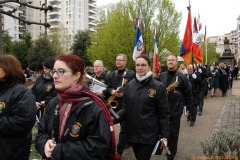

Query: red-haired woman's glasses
left=50, top=69, right=72, bottom=76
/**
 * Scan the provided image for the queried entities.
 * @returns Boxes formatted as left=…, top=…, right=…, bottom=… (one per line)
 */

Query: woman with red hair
left=35, top=54, right=118, bottom=160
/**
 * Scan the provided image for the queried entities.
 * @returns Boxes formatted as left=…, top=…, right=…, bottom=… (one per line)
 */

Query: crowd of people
left=0, top=53, right=239, bottom=160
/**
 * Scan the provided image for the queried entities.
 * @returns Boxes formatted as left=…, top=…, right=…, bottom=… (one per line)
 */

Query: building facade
left=2, top=2, right=27, bottom=40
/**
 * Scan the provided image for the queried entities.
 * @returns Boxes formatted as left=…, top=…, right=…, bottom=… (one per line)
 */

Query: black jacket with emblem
left=35, top=89, right=111, bottom=160
left=117, top=76, right=169, bottom=144
left=157, top=70, right=193, bottom=116
left=0, top=83, right=36, bottom=160
left=31, top=74, right=57, bottom=105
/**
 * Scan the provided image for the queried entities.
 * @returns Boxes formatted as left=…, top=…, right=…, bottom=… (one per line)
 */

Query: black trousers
left=167, top=115, right=181, bottom=160
left=117, top=120, right=128, bottom=155
left=198, top=90, right=205, bottom=112
left=131, top=143, right=155, bottom=160
left=189, top=105, right=198, bottom=123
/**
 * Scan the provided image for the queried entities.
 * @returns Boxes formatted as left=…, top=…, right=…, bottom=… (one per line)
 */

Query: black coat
left=35, top=92, right=111, bottom=160
left=0, top=83, right=36, bottom=160
left=107, top=68, right=135, bottom=110
left=118, top=76, right=169, bottom=144
left=31, top=74, right=57, bottom=105
left=157, top=70, right=193, bottom=116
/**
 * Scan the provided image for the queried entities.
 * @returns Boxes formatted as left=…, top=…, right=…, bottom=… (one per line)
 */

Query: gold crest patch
left=70, top=122, right=82, bottom=137
left=0, top=102, right=6, bottom=114
left=148, top=89, right=156, bottom=98
left=46, top=85, right=53, bottom=92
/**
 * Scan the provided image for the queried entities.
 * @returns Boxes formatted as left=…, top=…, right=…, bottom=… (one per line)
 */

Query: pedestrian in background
left=0, top=54, right=36, bottom=160
left=187, top=64, right=202, bottom=126
left=31, top=58, right=57, bottom=121
left=210, top=67, right=220, bottom=97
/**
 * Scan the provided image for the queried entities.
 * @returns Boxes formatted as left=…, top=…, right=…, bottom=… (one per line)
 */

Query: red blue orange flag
left=180, top=6, right=192, bottom=65
left=192, top=17, right=203, bottom=64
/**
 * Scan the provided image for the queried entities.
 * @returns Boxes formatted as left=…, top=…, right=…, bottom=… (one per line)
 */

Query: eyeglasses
left=116, top=59, right=125, bottom=61
left=50, top=69, right=72, bottom=76
left=135, top=64, right=148, bottom=68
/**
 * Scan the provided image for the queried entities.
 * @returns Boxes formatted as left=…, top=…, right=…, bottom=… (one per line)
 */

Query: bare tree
left=0, top=0, right=53, bottom=54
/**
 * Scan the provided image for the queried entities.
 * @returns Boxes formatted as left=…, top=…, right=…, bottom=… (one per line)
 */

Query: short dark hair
left=0, top=54, right=25, bottom=85
left=136, top=54, right=151, bottom=66
left=41, top=58, right=55, bottom=70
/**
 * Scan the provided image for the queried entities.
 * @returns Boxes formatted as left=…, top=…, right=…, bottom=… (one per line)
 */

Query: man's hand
left=96, top=91, right=104, bottom=97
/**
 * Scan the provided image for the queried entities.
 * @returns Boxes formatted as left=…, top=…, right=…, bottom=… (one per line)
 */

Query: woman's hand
left=36, top=102, right=41, bottom=110
left=44, top=139, right=56, bottom=158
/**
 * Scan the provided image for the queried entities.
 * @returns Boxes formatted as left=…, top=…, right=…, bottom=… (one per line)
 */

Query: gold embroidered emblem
left=46, top=85, right=53, bottom=92
left=69, top=122, right=82, bottom=137
left=0, top=102, right=6, bottom=114
left=148, top=89, right=156, bottom=98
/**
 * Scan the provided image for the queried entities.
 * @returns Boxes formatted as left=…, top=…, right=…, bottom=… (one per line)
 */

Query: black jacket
left=118, top=76, right=169, bottom=144
left=35, top=91, right=111, bottom=160
left=157, top=70, right=193, bottom=116
left=187, top=73, right=202, bottom=105
left=31, top=74, right=57, bottom=105
left=0, top=83, right=36, bottom=160
left=107, top=68, right=135, bottom=110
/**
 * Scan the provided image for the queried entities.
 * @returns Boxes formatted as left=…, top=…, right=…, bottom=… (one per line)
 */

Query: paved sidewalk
left=118, top=80, right=240, bottom=160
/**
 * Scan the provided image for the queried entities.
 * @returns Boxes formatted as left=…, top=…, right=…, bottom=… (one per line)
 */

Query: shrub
left=201, top=127, right=240, bottom=159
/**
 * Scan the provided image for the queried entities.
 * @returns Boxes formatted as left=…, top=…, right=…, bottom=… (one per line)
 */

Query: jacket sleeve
left=181, top=75, right=194, bottom=111
left=0, top=86, right=36, bottom=136
left=51, top=106, right=111, bottom=160
left=155, top=83, right=169, bottom=139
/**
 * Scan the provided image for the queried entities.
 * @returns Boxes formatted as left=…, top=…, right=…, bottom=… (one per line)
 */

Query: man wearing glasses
left=107, top=53, right=135, bottom=156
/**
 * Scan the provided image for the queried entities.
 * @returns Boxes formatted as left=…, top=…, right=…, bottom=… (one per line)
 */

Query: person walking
left=35, top=54, right=118, bottom=160
left=156, top=54, right=193, bottom=160
left=107, top=53, right=135, bottom=156
left=0, top=54, right=37, bottom=160
left=210, top=67, right=220, bottom=97
left=187, top=64, right=202, bottom=126
left=115, top=55, right=169, bottom=160
left=218, top=63, right=229, bottom=97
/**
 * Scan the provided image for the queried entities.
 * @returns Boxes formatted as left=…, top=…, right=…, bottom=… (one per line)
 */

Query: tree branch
left=0, top=0, right=53, bottom=12
left=1, top=10, right=50, bottom=27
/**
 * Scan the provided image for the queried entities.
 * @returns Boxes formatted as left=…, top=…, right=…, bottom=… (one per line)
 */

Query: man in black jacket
left=187, top=64, right=202, bottom=126
left=107, top=53, right=135, bottom=156
left=156, top=54, right=193, bottom=160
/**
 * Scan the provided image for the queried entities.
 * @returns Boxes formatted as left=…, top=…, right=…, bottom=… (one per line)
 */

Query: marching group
left=0, top=53, right=238, bottom=160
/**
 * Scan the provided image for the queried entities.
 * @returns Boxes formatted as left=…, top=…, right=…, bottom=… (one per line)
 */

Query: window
left=66, top=1, right=68, bottom=6
left=69, top=14, right=71, bottom=19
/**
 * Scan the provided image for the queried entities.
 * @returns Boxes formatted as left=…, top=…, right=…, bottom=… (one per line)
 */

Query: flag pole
left=205, top=39, right=208, bottom=64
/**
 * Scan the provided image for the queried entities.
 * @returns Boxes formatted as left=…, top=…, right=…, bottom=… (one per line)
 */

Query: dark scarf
left=57, top=83, right=119, bottom=160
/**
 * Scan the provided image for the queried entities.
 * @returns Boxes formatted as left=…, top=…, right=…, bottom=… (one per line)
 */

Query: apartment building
left=1, top=1, right=27, bottom=40
left=24, top=0, right=97, bottom=51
